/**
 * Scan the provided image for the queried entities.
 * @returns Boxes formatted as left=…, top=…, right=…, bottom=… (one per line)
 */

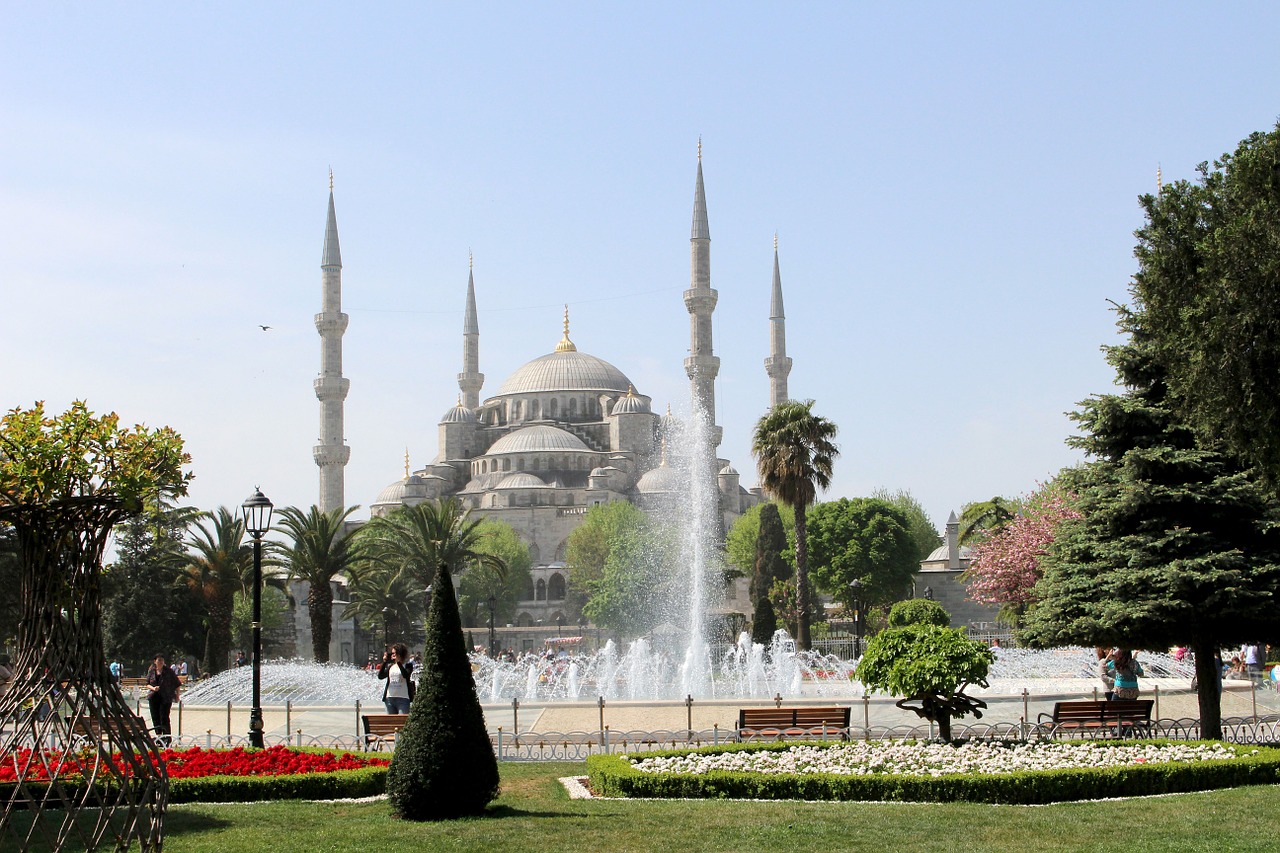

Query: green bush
left=587, top=741, right=1280, bottom=805
left=386, top=562, right=499, bottom=820
left=886, top=599, right=950, bottom=628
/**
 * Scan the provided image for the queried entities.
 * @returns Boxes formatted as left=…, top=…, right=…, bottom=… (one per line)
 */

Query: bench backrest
left=1052, top=700, right=1153, bottom=723
left=738, top=707, right=851, bottom=729
left=362, top=714, right=410, bottom=736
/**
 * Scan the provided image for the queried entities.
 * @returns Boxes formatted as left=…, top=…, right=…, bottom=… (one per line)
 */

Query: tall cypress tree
left=750, top=503, right=789, bottom=645
left=386, top=562, right=498, bottom=820
left=1023, top=309, right=1280, bottom=739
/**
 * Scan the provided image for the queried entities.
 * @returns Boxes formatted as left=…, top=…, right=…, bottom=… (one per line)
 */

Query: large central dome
left=495, top=349, right=635, bottom=397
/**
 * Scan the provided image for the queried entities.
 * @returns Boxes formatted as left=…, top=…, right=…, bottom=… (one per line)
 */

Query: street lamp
left=381, top=606, right=390, bottom=648
left=923, top=586, right=934, bottom=601
left=556, top=615, right=564, bottom=636
left=578, top=614, right=587, bottom=651
left=487, top=595, right=497, bottom=658
left=241, top=487, right=273, bottom=749
left=849, top=578, right=863, bottom=660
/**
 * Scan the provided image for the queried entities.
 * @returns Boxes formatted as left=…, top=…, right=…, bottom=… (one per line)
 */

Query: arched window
left=523, top=576, right=535, bottom=601
left=513, top=400, right=522, bottom=420
left=549, top=398, right=559, bottom=418
left=517, top=457, right=525, bottom=470
left=517, top=612, right=533, bottom=627
left=527, top=543, right=541, bottom=563
left=548, top=573, right=566, bottom=601
left=502, top=458, right=510, bottom=471
left=535, top=578, right=547, bottom=601
left=569, top=398, right=578, bottom=417
left=530, top=399, right=540, bottom=419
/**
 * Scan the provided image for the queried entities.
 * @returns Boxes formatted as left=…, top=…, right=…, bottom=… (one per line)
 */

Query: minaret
left=458, top=253, right=483, bottom=409
left=313, top=171, right=351, bottom=513
left=683, top=139, right=722, bottom=447
left=764, top=233, right=793, bottom=408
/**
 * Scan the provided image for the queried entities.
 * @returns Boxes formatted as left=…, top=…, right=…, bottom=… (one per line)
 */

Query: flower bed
left=587, top=740, right=1280, bottom=804
left=1, top=746, right=391, bottom=803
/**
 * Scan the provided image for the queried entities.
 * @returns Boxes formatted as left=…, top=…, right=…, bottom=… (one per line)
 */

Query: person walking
left=1108, top=649, right=1144, bottom=700
left=145, top=654, right=181, bottom=743
left=377, top=642, right=415, bottom=714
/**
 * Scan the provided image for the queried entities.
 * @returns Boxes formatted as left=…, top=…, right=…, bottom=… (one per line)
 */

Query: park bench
left=1036, top=699, right=1154, bottom=738
left=362, top=713, right=409, bottom=750
left=736, top=706, right=851, bottom=741
left=66, top=712, right=149, bottom=744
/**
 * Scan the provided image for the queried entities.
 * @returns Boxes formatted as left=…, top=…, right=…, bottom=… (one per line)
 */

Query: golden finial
left=626, top=384, right=636, bottom=397
left=555, top=305, right=577, bottom=352
left=469, top=249, right=473, bottom=271
left=666, top=403, right=672, bottom=416
left=329, top=167, right=334, bottom=192
left=697, top=136, right=702, bottom=162
left=404, top=448, right=410, bottom=478
left=773, top=232, right=778, bottom=252
left=1156, top=164, right=1163, bottom=193
left=659, top=435, right=669, bottom=467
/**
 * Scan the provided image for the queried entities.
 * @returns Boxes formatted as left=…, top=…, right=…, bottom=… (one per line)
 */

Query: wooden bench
left=737, top=706, right=851, bottom=741
left=66, top=712, right=148, bottom=744
left=1036, top=700, right=1154, bottom=738
left=362, top=713, right=409, bottom=749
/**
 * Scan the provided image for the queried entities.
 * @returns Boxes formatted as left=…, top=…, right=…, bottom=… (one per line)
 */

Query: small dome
left=589, top=466, right=610, bottom=477
left=719, top=464, right=738, bottom=476
left=495, top=472, right=548, bottom=489
left=487, top=425, right=591, bottom=455
left=611, top=385, right=651, bottom=415
left=925, top=543, right=973, bottom=562
left=636, top=463, right=681, bottom=494
left=440, top=403, right=477, bottom=424
left=373, top=475, right=424, bottom=506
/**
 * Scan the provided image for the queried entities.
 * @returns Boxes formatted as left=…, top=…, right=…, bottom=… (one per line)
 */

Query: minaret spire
left=764, top=233, right=793, bottom=408
left=684, top=140, right=721, bottom=447
left=459, top=255, right=483, bottom=409
left=314, top=176, right=351, bottom=512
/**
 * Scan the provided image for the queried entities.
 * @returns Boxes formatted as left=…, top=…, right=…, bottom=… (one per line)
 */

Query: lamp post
left=381, top=606, right=390, bottom=648
left=487, top=595, right=497, bottom=658
left=578, top=614, right=587, bottom=652
left=556, top=615, right=564, bottom=637
left=849, top=578, right=863, bottom=660
left=923, top=586, right=934, bottom=601
left=241, top=487, right=273, bottom=749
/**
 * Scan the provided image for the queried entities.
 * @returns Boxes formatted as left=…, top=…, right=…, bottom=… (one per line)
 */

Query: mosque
left=310, top=150, right=791, bottom=633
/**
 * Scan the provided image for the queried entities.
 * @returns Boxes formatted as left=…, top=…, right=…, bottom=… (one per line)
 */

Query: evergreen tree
left=1023, top=310, right=1280, bottom=739
left=386, top=563, right=499, bottom=820
left=103, top=508, right=204, bottom=673
left=750, top=503, right=789, bottom=645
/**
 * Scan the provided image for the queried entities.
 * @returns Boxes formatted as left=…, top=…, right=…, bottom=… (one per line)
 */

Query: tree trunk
left=1192, top=640, right=1222, bottom=740
left=937, top=712, right=952, bottom=743
left=794, top=502, right=811, bottom=651
left=308, top=580, right=333, bottom=663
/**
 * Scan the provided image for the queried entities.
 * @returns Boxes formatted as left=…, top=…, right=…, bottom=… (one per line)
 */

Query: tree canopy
left=725, top=501, right=795, bottom=577
left=1022, top=309, right=1280, bottom=738
left=456, top=519, right=532, bottom=629
left=871, top=488, right=941, bottom=559
left=808, top=497, right=919, bottom=611
left=565, top=500, right=648, bottom=615
left=1133, top=122, right=1280, bottom=484
left=273, top=504, right=361, bottom=662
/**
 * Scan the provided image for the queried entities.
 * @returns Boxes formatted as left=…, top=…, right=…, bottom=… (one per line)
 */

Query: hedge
left=586, top=740, right=1280, bottom=805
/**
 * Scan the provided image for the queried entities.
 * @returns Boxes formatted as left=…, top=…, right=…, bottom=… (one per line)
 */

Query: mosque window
left=502, top=458, right=510, bottom=471
left=523, top=577, right=535, bottom=601
left=550, top=398, right=559, bottom=418
left=548, top=573, right=566, bottom=601
left=569, top=398, right=578, bottom=417
left=517, top=457, right=525, bottom=470
left=530, top=399, right=540, bottom=419
left=535, top=579, right=547, bottom=601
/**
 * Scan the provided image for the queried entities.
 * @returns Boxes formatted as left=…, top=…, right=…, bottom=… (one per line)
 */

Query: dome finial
left=659, top=435, right=669, bottom=467
left=404, top=448, right=410, bottom=478
left=555, top=304, right=577, bottom=352
left=774, top=232, right=778, bottom=252
left=329, top=166, right=334, bottom=192
left=1156, top=163, right=1163, bottom=193
left=469, top=249, right=473, bottom=271
left=697, top=136, right=702, bottom=162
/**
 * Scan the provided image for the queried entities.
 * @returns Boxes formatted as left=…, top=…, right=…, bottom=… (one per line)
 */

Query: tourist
left=233, top=650, right=248, bottom=668
left=1225, top=655, right=1248, bottom=680
left=145, top=654, right=181, bottom=744
left=377, top=642, right=415, bottom=714
left=1096, top=647, right=1115, bottom=700
left=175, top=659, right=188, bottom=678
left=1241, top=642, right=1265, bottom=682
left=1108, top=649, right=1143, bottom=700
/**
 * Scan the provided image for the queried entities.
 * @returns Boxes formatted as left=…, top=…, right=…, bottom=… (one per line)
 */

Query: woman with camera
left=377, top=642, right=415, bottom=713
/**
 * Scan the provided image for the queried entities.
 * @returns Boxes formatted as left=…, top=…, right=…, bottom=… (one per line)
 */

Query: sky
left=3, top=4, right=1279, bottom=532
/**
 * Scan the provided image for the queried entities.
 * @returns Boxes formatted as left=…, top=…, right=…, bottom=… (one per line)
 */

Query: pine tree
left=386, top=562, right=498, bottom=820
left=1023, top=310, right=1280, bottom=739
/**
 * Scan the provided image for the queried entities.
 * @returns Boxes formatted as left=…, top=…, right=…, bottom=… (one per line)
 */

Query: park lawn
left=162, top=761, right=1279, bottom=853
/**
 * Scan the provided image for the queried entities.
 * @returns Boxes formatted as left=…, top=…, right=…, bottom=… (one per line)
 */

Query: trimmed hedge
left=586, top=740, right=1280, bottom=805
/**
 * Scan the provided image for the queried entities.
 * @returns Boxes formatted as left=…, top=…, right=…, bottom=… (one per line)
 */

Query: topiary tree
left=855, top=624, right=994, bottom=742
left=386, top=562, right=498, bottom=820
left=887, top=598, right=951, bottom=628
left=750, top=503, right=789, bottom=645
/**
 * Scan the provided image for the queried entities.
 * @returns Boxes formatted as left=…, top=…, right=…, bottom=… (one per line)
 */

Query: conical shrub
left=386, top=563, right=499, bottom=819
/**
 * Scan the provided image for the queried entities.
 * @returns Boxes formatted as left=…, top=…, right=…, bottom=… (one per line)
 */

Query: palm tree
left=272, top=504, right=360, bottom=662
left=356, top=498, right=507, bottom=600
left=958, top=496, right=1017, bottom=545
left=342, top=560, right=427, bottom=651
left=181, top=507, right=252, bottom=675
left=751, top=400, right=839, bottom=651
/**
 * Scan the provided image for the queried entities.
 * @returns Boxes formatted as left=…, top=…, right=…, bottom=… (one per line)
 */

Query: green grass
left=151, top=762, right=1280, bottom=853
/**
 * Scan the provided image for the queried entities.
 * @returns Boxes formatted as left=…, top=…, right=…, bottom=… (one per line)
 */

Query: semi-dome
left=486, top=424, right=591, bottom=455
left=494, top=349, right=635, bottom=397
left=719, top=464, right=738, bottom=476
left=373, top=474, right=425, bottom=506
left=495, top=472, right=548, bottom=489
left=611, top=386, right=650, bottom=415
left=440, top=402, right=477, bottom=424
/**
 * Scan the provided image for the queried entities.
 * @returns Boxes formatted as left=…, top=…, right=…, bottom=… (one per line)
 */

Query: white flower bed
left=629, top=741, right=1245, bottom=778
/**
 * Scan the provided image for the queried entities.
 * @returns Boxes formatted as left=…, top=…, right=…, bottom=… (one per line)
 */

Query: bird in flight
left=258, top=325, right=272, bottom=331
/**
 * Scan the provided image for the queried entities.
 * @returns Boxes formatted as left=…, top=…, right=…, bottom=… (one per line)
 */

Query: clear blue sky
left=4, top=4, right=1278, bottom=530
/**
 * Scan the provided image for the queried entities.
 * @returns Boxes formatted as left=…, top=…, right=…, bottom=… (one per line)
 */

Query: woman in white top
left=377, top=642, right=415, bottom=713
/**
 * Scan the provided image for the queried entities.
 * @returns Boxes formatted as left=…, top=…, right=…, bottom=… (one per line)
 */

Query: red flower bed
left=1, top=745, right=389, bottom=783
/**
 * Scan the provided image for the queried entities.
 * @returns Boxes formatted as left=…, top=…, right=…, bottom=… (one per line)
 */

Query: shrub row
left=586, top=740, right=1280, bottom=805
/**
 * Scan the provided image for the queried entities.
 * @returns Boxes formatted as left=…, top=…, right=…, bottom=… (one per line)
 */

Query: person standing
left=1241, top=642, right=1265, bottom=682
left=1108, top=649, right=1144, bottom=700
left=377, top=643, right=415, bottom=714
left=145, top=654, right=181, bottom=743
left=1096, top=647, right=1115, bottom=700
